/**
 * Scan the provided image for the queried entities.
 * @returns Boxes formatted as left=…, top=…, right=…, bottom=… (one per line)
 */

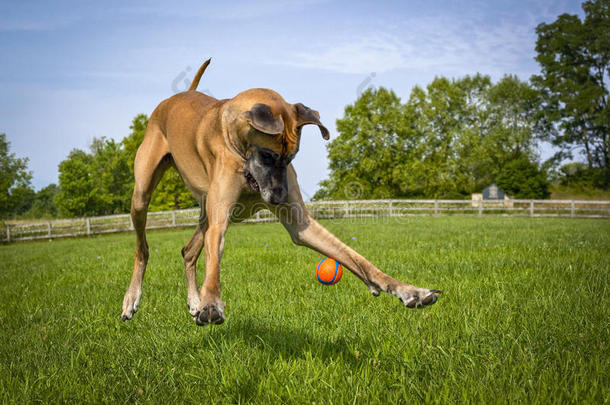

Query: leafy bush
left=495, top=155, right=550, bottom=199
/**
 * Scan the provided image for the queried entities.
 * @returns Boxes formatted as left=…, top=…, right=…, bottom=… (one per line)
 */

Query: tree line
left=53, top=114, right=194, bottom=217
left=1, top=115, right=195, bottom=219
left=315, top=0, right=609, bottom=200
left=314, top=75, right=551, bottom=200
left=1, top=0, right=608, bottom=219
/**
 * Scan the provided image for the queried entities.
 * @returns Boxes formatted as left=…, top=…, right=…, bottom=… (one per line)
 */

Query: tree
left=314, top=76, right=547, bottom=200
left=26, top=184, right=59, bottom=218
left=122, top=114, right=195, bottom=210
left=555, top=161, right=599, bottom=191
left=397, top=77, right=472, bottom=198
left=55, top=149, right=97, bottom=217
left=314, top=87, right=408, bottom=200
left=532, top=0, right=609, bottom=185
left=90, top=137, right=132, bottom=214
left=495, top=155, right=550, bottom=199
left=149, top=169, right=196, bottom=211
left=463, top=75, right=545, bottom=193
left=56, top=138, right=134, bottom=217
left=0, top=133, right=35, bottom=218
left=55, top=114, right=196, bottom=218
left=485, top=75, right=541, bottom=159
left=122, top=113, right=148, bottom=172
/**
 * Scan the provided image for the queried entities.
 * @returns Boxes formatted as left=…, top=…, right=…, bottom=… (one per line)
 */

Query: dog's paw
left=393, top=285, right=441, bottom=309
left=195, top=300, right=225, bottom=325
left=121, top=288, right=142, bottom=321
left=187, top=296, right=201, bottom=318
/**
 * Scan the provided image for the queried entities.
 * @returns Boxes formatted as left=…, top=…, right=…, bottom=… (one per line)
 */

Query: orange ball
left=316, top=258, right=343, bottom=285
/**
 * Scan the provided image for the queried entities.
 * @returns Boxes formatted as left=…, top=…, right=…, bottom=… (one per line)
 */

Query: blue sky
left=1, top=0, right=584, bottom=199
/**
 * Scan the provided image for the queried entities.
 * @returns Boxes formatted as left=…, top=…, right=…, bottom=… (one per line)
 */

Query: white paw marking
left=393, top=285, right=440, bottom=308
left=121, top=289, right=142, bottom=320
left=188, top=296, right=201, bottom=317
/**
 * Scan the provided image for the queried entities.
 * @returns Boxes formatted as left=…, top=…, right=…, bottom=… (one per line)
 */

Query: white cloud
left=288, top=34, right=409, bottom=74
left=280, top=15, right=538, bottom=78
left=120, top=0, right=332, bottom=21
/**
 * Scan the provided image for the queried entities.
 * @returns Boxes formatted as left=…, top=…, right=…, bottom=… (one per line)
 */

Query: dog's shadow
left=196, top=317, right=361, bottom=366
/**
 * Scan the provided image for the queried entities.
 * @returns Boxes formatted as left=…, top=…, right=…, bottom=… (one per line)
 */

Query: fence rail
left=3, top=199, right=609, bottom=243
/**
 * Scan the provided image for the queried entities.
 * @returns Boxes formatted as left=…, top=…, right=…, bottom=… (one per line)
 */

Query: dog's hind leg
left=121, top=123, right=172, bottom=321
left=181, top=204, right=208, bottom=319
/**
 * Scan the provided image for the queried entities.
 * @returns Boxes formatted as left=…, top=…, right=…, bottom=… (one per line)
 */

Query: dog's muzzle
left=244, top=170, right=260, bottom=192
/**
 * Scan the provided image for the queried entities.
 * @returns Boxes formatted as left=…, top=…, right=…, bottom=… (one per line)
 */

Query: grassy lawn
left=0, top=217, right=608, bottom=403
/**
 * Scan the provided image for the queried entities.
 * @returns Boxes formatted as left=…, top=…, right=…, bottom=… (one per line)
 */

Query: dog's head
left=228, top=90, right=329, bottom=205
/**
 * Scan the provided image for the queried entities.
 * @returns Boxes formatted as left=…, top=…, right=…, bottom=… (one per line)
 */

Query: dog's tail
left=188, top=58, right=211, bottom=91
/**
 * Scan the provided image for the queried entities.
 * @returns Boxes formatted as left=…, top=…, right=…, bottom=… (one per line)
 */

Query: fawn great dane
left=121, top=60, right=441, bottom=325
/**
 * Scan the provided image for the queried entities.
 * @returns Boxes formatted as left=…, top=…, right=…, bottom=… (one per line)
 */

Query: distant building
left=471, top=184, right=513, bottom=207
left=482, top=184, right=505, bottom=200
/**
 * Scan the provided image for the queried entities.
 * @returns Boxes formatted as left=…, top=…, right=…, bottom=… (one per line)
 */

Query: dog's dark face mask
left=241, top=102, right=330, bottom=205
left=244, top=146, right=294, bottom=205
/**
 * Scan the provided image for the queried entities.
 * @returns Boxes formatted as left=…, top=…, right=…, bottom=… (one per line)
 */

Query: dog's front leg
left=194, top=166, right=242, bottom=325
left=273, top=167, right=441, bottom=308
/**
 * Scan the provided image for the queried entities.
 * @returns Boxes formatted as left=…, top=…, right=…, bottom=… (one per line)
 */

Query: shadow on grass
left=196, top=317, right=361, bottom=366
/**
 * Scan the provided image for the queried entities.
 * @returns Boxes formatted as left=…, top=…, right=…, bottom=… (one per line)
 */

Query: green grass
left=0, top=217, right=608, bottom=403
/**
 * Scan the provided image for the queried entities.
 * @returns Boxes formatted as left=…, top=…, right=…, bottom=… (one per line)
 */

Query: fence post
left=570, top=200, right=575, bottom=218
left=171, top=211, right=176, bottom=227
left=47, top=221, right=52, bottom=237
left=478, top=199, right=483, bottom=217
left=256, top=211, right=261, bottom=222
left=434, top=200, right=439, bottom=215
left=129, top=215, right=134, bottom=230
left=389, top=201, right=394, bottom=217
left=344, top=201, right=349, bottom=217
left=529, top=200, right=534, bottom=217
left=6, top=225, right=10, bottom=243
left=86, top=218, right=91, bottom=235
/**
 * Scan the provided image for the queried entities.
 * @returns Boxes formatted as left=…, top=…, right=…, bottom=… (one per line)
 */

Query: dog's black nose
left=268, top=187, right=287, bottom=205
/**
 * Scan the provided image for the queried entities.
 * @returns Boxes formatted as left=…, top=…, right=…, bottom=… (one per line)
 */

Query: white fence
left=2, top=199, right=609, bottom=243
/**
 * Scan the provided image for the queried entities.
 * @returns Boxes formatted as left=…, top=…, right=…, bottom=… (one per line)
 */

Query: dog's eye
left=259, top=150, right=277, bottom=164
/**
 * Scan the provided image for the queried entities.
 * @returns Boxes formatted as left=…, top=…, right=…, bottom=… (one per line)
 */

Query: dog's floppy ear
left=242, top=103, right=284, bottom=135
left=294, top=103, right=330, bottom=140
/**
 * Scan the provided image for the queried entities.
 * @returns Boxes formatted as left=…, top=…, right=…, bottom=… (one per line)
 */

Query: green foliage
left=532, top=0, right=610, bottom=184
left=55, top=149, right=97, bottom=217
left=0, top=218, right=608, bottom=402
left=397, top=78, right=471, bottom=198
left=90, top=138, right=132, bottom=214
left=495, top=155, right=550, bottom=199
left=56, top=139, right=131, bottom=217
left=559, top=162, right=596, bottom=187
left=55, top=114, right=196, bottom=218
left=122, top=113, right=149, bottom=171
left=0, top=133, right=35, bottom=218
left=315, top=76, right=546, bottom=200
left=148, top=168, right=196, bottom=211
left=316, top=87, right=408, bottom=200
left=24, top=184, right=59, bottom=218
left=7, top=185, right=35, bottom=217
left=552, top=162, right=606, bottom=193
